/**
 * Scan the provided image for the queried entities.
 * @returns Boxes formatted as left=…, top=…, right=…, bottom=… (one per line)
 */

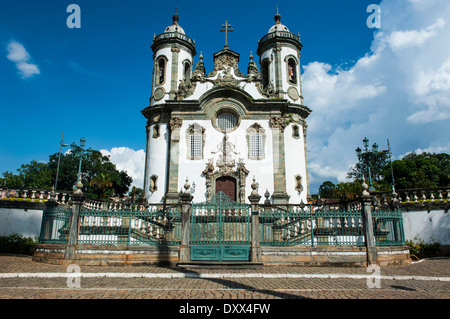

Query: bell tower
left=150, top=9, right=197, bottom=104
left=143, top=10, right=197, bottom=202
left=256, top=8, right=303, bottom=104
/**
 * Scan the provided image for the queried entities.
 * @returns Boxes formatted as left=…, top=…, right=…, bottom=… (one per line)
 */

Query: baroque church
left=141, top=9, right=312, bottom=204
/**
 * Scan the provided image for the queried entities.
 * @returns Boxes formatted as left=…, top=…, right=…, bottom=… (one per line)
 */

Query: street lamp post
left=70, top=137, right=93, bottom=189
left=356, top=137, right=379, bottom=192
left=54, top=132, right=69, bottom=191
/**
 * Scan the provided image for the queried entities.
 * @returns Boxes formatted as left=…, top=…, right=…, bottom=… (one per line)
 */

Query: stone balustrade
left=0, top=188, right=71, bottom=206
left=372, top=187, right=449, bottom=211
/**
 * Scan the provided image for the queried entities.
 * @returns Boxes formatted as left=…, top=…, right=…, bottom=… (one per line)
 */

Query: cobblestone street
left=0, top=255, right=448, bottom=300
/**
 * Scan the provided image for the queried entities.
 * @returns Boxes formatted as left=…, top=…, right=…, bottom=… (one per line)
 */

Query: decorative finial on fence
left=251, top=176, right=259, bottom=196
left=183, top=177, right=190, bottom=194
left=248, top=176, right=261, bottom=204
left=362, top=180, right=370, bottom=197
left=264, top=188, right=271, bottom=205
left=74, top=181, right=83, bottom=195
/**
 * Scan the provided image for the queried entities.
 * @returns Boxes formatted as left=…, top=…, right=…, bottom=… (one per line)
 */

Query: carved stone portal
left=202, top=135, right=249, bottom=202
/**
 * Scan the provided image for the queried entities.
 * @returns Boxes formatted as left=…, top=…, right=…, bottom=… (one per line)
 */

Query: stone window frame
left=186, top=123, right=206, bottom=160
left=155, top=56, right=168, bottom=86
left=182, top=59, right=192, bottom=85
left=246, top=123, right=266, bottom=160
left=149, top=175, right=158, bottom=192
left=211, top=109, right=241, bottom=134
left=285, top=55, right=299, bottom=85
left=261, top=58, right=271, bottom=88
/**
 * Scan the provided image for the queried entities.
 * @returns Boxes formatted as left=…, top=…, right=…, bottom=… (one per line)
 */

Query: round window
left=216, top=112, right=237, bottom=132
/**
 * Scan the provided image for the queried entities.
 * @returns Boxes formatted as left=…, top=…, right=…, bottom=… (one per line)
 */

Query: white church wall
left=177, top=119, right=275, bottom=203
left=402, top=210, right=450, bottom=245
left=151, top=47, right=173, bottom=106
left=0, top=208, right=43, bottom=238
left=285, top=124, right=308, bottom=203
left=145, top=123, right=169, bottom=203
left=279, top=47, right=302, bottom=104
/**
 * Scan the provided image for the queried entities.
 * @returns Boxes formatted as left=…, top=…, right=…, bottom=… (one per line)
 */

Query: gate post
left=179, top=179, right=193, bottom=263
left=361, top=181, right=378, bottom=265
left=65, top=182, right=85, bottom=260
left=248, top=178, right=262, bottom=263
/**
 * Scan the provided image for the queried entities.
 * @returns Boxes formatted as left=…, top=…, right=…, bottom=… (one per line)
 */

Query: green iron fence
left=38, top=199, right=404, bottom=248
left=191, top=192, right=251, bottom=246
left=39, top=206, right=71, bottom=244
left=260, top=205, right=404, bottom=247
left=372, top=209, right=405, bottom=246
left=78, top=205, right=182, bottom=246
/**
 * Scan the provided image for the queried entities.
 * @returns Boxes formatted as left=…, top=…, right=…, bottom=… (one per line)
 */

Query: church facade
left=141, top=10, right=312, bottom=204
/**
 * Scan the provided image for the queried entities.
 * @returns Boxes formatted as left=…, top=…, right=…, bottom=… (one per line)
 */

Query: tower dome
left=268, top=7, right=290, bottom=33
left=164, top=8, right=185, bottom=34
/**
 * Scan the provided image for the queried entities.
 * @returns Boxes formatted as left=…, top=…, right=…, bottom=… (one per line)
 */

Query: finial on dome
left=172, top=6, right=179, bottom=24
left=274, top=6, right=281, bottom=24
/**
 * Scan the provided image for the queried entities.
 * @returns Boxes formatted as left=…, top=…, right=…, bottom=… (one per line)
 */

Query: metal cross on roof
left=220, top=20, right=234, bottom=50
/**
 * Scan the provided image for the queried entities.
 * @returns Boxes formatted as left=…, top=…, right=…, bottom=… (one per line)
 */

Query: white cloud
left=386, top=18, right=445, bottom=51
left=100, top=147, right=145, bottom=190
left=303, top=0, right=450, bottom=193
left=6, top=40, right=40, bottom=78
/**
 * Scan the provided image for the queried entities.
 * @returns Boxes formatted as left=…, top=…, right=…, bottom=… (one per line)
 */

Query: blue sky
left=1, top=0, right=449, bottom=194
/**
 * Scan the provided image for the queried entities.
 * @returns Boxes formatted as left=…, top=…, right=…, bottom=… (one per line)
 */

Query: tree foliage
left=1, top=147, right=132, bottom=200
left=347, top=150, right=390, bottom=182
left=317, top=152, right=449, bottom=201
left=381, top=152, right=449, bottom=189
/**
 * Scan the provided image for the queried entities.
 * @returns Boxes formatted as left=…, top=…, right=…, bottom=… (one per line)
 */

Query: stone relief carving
left=169, top=117, right=183, bottom=131
left=202, top=135, right=249, bottom=202
left=269, top=116, right=287, bottom=132
left=212, top=134, right=239, bottom=176
left=294, top=174, right=303, bottom=193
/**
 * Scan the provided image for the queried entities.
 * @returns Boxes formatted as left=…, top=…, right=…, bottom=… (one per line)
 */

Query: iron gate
left=190, top=192, right=251, bottom=261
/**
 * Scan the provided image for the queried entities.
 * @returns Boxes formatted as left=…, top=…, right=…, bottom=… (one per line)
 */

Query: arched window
left=183, top=61, right=191, bottom=84
left=246, top=123, right=266, bottom=160
left=190, top=133, right=202, bottom=158
left=262, top=60, right=270, bottom=88
left=156, top=58, right=166, bottom=85
left=287, top=58, right=297, bottom=84
left=186, top=123, right=205, bottom=160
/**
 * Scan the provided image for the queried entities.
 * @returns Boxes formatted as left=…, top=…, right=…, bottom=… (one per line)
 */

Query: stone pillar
left=248, top=178, right=262, bottom=263
left=273, top=46, right=283, bottom=98
left=143, top=122, right=151, bottom=196
left=361, top=182, right=378, bottom=265
left=170, top=47, right=180, bottom=100
left=42, top=196, right=59, bottom=242
left=64, top=182, right=85, bottom=260
left=179, top=179, right=193, bottom=263
left=165, top=117, right=183, bottom=204
left=269, top=116, right=290, bottom=204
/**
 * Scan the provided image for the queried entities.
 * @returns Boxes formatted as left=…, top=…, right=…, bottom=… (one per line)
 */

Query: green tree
left=347, top=150, right=390, bottom=182
left=334, top=180, right=363, bottom=201
left=1, top=147, right=133, bottom=200
left=318, top=181, right=336, bottom=199
left=381, top=152, right=449, bottom=189
left=1, top=161, right=52, bottom=189
left=89, top=173, right=113, bottom=199
left=129, top=186, right=145, bottom=203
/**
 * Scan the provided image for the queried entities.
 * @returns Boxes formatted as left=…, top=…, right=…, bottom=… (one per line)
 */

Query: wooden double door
left=215, top=176, right=236, bottom=201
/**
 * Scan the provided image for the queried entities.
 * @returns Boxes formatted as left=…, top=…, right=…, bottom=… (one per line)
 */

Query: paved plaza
left=0, top=255, right=448, bottom=301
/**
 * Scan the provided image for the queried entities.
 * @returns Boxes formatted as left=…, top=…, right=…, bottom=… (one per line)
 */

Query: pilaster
left=165, top=117, right=183, bottom=204
left=170, top=47, right=180, bottom=100
left=269, top=116, right=289, bottom=204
